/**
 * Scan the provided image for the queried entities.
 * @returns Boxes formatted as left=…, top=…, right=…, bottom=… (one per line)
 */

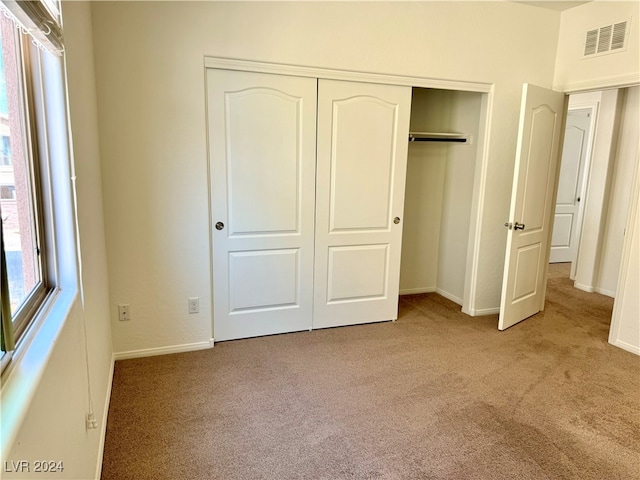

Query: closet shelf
left=408, top=131, right=470, bottom=144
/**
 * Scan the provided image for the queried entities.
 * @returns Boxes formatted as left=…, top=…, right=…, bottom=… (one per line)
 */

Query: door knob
left=394, top=217, right=401, bottom=224
left=514, top=222, right=525, bottom=230
left=215, top=221, right=225, bottom=231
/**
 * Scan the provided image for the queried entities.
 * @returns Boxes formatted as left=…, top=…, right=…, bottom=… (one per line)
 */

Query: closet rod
left=408, top=132, right=469, bottom=144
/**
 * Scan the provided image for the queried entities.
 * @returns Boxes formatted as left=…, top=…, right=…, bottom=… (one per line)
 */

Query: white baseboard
left=574, top=282, right=595, bottom=293
left=595, top=287, right=616, bottom=298
left=574, top=282, right=616, bottom=298
left=463, top=306, right=500, bottom=316
left=399, top=287, right=436, bottom=295
left=113, top=339, right=214, bottom=361
left=435, top=288, right=463, bottom=306
left=609, top=338, right=640, bottom=356
left=95, top=354, right=115, bottom=480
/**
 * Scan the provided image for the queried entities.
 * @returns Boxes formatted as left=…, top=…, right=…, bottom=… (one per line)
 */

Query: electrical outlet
left=86, top=413, right=98, bottom=430
left=118, top=304, right=131, bottom=321
left=188, top=297, right=199, bottom=314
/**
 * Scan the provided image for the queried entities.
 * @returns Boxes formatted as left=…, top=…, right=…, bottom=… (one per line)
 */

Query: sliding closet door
left=314, top=79, right=412, bottom=329
left=208, top=69, right=317, bottom=341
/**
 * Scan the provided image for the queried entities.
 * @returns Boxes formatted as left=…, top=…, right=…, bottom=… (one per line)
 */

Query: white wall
left=5, top=3, right=114, bottom=479
left=609, top=151, right=640, bottom=355
left=400, top=89, right=449, bottom=295
left=598, top=87, right=640, bottom=296
left=574, top=89, right=623, bottom=291
left=554, top=1, right=640, bottom=92
left=400, top=141, right=445, bottom=294
left=437, top=91, right=482, bottom=304
left=90, top=1, right=561, bottom=354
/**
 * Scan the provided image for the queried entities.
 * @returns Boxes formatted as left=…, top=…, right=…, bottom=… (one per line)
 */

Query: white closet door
left=208, top=69, right=317, bottom=341
left=313, top=79, right=412, bottom=329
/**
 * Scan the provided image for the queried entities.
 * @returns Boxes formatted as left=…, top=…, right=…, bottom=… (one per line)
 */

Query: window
left=0, top=136, right=10, bottom=165
left=0, top=0, right=62, bottom=363
left=0, top=185, right=15, bottom=199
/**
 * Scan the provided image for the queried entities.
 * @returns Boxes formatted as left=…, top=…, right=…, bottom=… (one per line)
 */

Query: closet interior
left=400, top=87, right=484, bottom=307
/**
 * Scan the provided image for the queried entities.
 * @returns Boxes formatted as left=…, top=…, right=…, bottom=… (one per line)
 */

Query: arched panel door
left=313, top=79, right=412, bottom=329
left=499, top=83, right=566, bottom=330
left=208, top=69, right=317, bottom=341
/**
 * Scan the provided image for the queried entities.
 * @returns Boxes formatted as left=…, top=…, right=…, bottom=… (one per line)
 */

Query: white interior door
left=550, top=108, right=592, bottom=264
left=313, top=79, right=411, bottom=329
left=208, top=69, right=317, bottom=341
left=499, top=84, right=565, bottom=331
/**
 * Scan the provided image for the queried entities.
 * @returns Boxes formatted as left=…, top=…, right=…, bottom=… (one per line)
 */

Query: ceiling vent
left=584, top=19, right=630, bottom=57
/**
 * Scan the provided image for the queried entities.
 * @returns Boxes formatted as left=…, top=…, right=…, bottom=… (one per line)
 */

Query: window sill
left=0, top=286, right=78, bottom=456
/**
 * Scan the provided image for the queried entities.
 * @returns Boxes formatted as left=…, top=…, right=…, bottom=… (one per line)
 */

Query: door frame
left=608, top=145, right=640, bottom=355
left=561, top=101, right=599, bottom=280
left=205, top=57, right=494, bottom=322
left=550, top=78, right=639, bottom=352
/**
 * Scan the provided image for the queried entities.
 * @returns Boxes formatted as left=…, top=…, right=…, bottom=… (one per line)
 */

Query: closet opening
left=399, top=87, right=484, bottom=311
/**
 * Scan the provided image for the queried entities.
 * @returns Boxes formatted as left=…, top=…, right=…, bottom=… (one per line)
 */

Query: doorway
left=548, top=86, right=639, bottom=340
left=550, top=86, right=639, bottom=295
left=399, top=87, right=485, bottom=310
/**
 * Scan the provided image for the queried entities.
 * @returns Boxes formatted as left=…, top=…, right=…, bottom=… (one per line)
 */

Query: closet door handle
left=393, top=217, right=401, bottom=224
left=215, top=221, right=225, bottom=231
left=514, top=222, right=525, bottom=231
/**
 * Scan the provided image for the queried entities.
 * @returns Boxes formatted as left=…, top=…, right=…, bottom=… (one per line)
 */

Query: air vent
left=611, top=21, right=627, bottom=50
left=584, top=29, right=598, bottom=56
left=583, top=19, right=630, bottom=58
left=597, top=25, right=613, bottom=53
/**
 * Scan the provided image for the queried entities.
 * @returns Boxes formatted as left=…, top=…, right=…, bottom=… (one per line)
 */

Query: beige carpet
left=101, top=264, right=640, bottom=479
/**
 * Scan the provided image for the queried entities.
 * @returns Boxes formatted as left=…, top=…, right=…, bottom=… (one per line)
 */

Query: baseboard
left=113, top=339, right=214, bottom=361
left=435, top=288, right=463, bottom=306
left=595, top=287, right=616, bottom=298
left=399, top=287, right=436, bottom=295
left=574, top=282, right=595, bottom=293
left=609, top=339, right=640, bottom=356
left=95, top=353, right=115, bottom=480
left=574, top=283, right=615, bottom=298
left=463, top=306, right=500, bottom=316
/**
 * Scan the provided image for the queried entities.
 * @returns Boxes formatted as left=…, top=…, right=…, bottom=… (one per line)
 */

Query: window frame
left=0, top=19, right=55, bottom=367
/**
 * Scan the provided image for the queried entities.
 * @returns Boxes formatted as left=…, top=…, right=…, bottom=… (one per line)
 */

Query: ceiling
left=514, top=1, right=592, bottom=11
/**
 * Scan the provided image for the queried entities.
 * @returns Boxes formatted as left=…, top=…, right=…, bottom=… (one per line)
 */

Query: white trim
left=574, top=281, right=595, bottom=292
left=436, top=288, right=463, bottom=306
left=204, top=56, right=493, bottom=93
left=609, top=339, right=640, bottom=356
left=399, top=287, right=436, bottom=295
left=204, top=66, right=216, bottom=345
left=595, top=287, right=616, bottom=298
left=94, top=353, right=115, bottom=480
left=463, top=87, right=495, bottom=316
left=113, top=339, right=214, bottom=361
left=462, top=306, right=500, bottom=316
left=555, top=73, right=640, bottom=94
left=608, top=144, right=640, bottom=353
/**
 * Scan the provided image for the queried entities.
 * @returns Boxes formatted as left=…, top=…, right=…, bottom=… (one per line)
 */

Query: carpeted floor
left=101, top=264, right=640, bottom=479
